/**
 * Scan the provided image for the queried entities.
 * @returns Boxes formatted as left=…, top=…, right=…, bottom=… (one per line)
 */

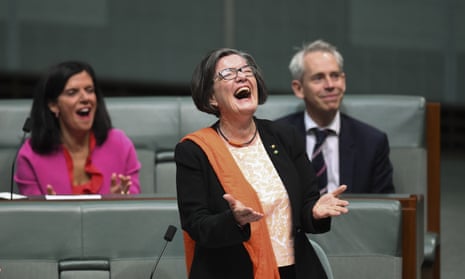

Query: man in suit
left=275, top=39, right=394, bottom=193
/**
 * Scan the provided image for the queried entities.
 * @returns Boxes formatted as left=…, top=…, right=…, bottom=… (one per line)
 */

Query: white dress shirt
left=304, top=112, right=340, bottom=193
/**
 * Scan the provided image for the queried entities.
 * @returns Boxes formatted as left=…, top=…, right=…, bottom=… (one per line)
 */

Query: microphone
left=10, top=117, right=32, bottom=200
left=149, top=225, right=177, bottom=279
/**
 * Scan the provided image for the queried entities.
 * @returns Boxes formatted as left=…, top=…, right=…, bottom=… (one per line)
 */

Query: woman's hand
left=312, top=185, right=349, bottom=219
left=223, top=194, right=264, bottom=226
left=110, top=173, right=132, bottom=195
left=46, top=184, right=56, bottom=195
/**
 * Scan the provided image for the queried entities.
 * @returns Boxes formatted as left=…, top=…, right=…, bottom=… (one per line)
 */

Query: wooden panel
left=426, top=102, right=441, bottom=279
left=399, top=195, right=419, bottom=279
left=426, top=102, right=441, bottom=233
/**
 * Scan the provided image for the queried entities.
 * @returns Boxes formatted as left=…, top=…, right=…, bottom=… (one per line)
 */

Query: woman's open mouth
left=234, top=87, right=251, bottom=99
left=76, top=107, right=91, bottom=117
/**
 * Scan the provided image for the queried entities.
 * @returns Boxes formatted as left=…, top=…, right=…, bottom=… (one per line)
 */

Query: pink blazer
left=14, top=129, right=141, bottom=195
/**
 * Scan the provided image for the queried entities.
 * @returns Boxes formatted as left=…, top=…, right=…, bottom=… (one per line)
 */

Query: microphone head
left=164, top=225, right=177, bottom=242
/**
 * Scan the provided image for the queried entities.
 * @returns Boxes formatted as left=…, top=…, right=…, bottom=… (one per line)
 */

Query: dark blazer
left=175, top=118, right=330, bottom=279
left=275, top=111, right=394, bottom=193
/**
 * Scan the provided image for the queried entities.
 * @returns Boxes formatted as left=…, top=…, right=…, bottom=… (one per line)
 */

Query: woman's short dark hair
left=29, top=61, right=112, bottom=154
left=191, top=48, right=268, bottom=116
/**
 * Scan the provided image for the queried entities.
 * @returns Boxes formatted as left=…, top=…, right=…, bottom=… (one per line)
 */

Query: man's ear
left=291, top=80, right=304, bottom=100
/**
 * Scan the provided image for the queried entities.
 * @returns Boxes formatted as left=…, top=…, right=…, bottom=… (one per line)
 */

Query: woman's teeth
left=77, top=108, right=90, bottom=116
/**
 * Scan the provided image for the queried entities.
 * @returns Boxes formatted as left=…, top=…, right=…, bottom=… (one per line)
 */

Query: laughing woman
left=175, top=48, right=349, bottom=279
left=14, top=61, right=141, bottom=196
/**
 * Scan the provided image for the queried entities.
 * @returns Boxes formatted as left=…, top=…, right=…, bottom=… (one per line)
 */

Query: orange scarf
left=181, top=127, right=280, bottom=279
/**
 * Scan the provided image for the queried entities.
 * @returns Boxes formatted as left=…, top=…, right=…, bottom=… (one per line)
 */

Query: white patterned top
left=228, top=136, right=294, bottom=267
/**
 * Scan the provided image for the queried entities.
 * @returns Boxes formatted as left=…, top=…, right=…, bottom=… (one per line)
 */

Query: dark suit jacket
left=175, top=118, right=330, bottom=279
left=275, top=111, right=394, bottom=193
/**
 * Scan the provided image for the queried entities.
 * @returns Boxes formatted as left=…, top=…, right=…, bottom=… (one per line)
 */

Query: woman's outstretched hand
left=312, top=185, right=349, bottom=219
left=223, top=193, right=264, bottom=226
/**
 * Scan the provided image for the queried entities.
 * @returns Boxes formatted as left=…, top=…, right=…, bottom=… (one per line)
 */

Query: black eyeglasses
left=215, top=65, right=256, bottom=81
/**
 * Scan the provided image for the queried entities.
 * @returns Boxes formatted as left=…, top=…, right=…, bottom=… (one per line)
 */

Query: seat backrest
left=338, top=95, right=432, bottom=237
left=340, top=95, right=425, bottom=148
left=0, top=201, right=82, bottom=279
left=255, top=95, right=303, bottom=120
left=0, top=99, right=32, bottom=194
left=179, top=97, right=217, bottom=137
left=155, top=154, right=177, bottom=195
left=0, top=198, right=187, bottom=279
left=105, top=97, right=181, bottom=194
left=310, top=199, right=403, bottom=279
left=81, top=199, right=186, bottom=279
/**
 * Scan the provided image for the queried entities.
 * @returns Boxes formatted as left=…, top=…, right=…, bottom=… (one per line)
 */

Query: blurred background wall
left=1, top=0, right=464, bottom=150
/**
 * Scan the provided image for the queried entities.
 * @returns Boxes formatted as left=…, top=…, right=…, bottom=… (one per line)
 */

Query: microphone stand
left=149, top=225, right=177, bottom=279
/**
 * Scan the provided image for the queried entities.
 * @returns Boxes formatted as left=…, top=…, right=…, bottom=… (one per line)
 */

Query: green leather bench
left=0, top=94, right=439, bottom=279
left=0, top=198, right=186, bottom=279
left=0, top=197, right=335, bottom=279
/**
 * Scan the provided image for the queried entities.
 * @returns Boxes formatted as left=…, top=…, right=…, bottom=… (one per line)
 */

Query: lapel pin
left=270, top=144, right=279, bottom=155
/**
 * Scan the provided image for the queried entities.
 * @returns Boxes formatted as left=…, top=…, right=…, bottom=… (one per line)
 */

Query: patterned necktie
left=309, top=128, right=330, bottom=194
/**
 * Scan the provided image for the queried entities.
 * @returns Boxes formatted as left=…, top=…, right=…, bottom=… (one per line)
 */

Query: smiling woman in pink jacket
left=14, top=61, right=141, bottom=196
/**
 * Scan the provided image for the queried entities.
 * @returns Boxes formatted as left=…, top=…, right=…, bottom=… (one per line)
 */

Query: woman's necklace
left=217, top=123, right=258, bottom=147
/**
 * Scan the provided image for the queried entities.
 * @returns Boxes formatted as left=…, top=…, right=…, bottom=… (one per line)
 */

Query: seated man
left=275, top=39, right=394, bottom=194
